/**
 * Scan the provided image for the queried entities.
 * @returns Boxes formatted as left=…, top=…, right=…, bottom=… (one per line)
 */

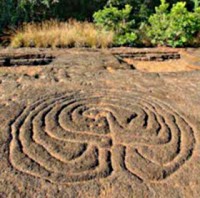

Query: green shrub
left=114, top=32, right=137, bottom=45
left=93, top=5, right=137, bottom=45
left=192, top=0, right=200, bottom=10
left=147, top=0, right=200, bottom=47
left=146, top=0, right=170, bottom=46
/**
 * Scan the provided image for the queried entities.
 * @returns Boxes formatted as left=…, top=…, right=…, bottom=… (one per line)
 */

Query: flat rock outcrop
left=0, top=48, right=199, bottom=198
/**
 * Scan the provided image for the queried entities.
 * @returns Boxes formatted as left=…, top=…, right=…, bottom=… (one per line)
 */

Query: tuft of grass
left=10, top=20, right=114, bottom=48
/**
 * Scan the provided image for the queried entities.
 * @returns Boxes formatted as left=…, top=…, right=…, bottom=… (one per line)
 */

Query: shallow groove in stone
left=9, top=90, right=196, bottom=184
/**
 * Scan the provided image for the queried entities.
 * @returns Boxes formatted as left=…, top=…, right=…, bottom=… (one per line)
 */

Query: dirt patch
left=0, top=66, right=43, bottom=76
left=126, top=59, right=200, bottom=73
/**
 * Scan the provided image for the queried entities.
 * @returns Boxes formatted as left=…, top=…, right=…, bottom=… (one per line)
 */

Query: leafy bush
left=1, top=0, right=200, bottom=47
left=10, top=20, right=113, bottom=48
left=114, top=32, right=137, bottom=45
left=147, top=0, right=200, bottom=47
left=192, top=0, right=200, bottom=10
left=93, top=5, right=137, bottom=45
left=106, top=0, right=161, bottom=24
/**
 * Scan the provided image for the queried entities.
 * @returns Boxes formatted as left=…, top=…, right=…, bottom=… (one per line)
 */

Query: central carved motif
left=9, top=91, right=196, bottom=183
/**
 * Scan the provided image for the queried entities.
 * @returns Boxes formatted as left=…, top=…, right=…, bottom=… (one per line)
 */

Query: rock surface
left=0, top=48, right=200, bottom=198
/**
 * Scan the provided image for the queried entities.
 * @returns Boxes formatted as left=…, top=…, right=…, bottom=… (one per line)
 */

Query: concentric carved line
left=9, top=91, right=196, bottom=183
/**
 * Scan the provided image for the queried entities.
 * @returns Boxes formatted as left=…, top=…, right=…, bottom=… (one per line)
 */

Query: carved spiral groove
left=9, top=91, right=196, bottom=183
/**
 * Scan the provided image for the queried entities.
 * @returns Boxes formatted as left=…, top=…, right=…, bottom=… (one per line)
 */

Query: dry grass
left=10, top=20, right=114, bottom=48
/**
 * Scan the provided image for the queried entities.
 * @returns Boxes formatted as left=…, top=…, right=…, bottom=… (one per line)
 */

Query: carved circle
left=9, top=90, right=196, bottom=183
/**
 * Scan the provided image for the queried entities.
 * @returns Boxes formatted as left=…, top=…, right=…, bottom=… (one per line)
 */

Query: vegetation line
left=1, top=0, right=200, bottom=48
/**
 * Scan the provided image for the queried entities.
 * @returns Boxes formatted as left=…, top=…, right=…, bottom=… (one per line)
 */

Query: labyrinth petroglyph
left=9, top=90, right=196, bottom=184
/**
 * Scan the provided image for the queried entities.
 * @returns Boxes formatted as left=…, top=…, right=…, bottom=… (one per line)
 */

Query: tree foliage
left=0, top=0, right=200, bottom=47
left=51, top=0, right=107, bottom=21
left=0, top=0, right=107, bottom=31
left=147, top=0, right=200, bottom=47
left=93, top=5, right=137, bottom=45
left=0, top=0, right=57, bottom=30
